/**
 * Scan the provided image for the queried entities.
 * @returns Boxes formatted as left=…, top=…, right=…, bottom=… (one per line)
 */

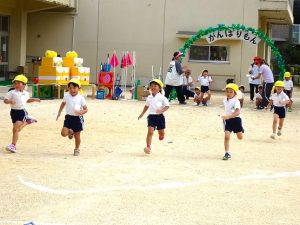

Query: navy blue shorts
left=201, top=86, right=209, bottom=93
left=63, top=115, right=84, bottom=133
left=10, top=109, right=27, bottom=123
left=274, top=106, right=286, bottom=119
left=224, top=117, right=244, bottom=133
left=147, top=114, right=165, bottom=130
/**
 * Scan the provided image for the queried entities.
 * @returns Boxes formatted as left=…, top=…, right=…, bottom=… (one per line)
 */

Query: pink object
left=109, top=53, right=119, bottom=68
left=126, top=52, right=133, bottom=66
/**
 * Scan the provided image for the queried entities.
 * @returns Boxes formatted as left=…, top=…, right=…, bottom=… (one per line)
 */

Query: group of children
left=3, top=71, right=293, bottom=160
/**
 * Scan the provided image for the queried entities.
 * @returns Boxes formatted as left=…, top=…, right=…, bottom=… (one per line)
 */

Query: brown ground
left=0, top=86, right=300, bottom=225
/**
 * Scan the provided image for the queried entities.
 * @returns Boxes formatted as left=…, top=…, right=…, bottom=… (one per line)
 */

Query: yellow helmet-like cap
left=150, top=79, right=163, bottom=88
left=284, top=72, right=291, bottom=78
left=274, top=80, right=284, bottom=87
left=194, top=86, right=201, bottom=90
left=225, top=83, right=239, bottom=91
left=68, top=78, right=81, bottom=87
left=13, top=74, right=28, bottom=84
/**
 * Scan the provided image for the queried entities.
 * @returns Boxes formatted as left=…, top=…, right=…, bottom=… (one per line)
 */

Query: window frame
left=188, top=44, right=230, bottom=64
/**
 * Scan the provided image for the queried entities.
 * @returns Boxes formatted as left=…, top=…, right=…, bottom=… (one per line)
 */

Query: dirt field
left=0, top=86, right=300, bottom=225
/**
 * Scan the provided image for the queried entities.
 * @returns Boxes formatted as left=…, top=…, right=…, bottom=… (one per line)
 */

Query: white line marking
left=0, top=221, right=69, bottom=225
left=18, top=171, right=300, bottom=195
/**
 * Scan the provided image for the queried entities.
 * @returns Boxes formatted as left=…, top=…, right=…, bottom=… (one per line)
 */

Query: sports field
left=0, top=87, right=300, bottom=225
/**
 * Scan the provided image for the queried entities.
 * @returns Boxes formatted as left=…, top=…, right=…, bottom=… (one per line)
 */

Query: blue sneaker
left=222, top=152, right=231, bottom=160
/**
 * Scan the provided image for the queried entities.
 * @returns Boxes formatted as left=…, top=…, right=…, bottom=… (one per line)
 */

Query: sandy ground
left=0, top=86, right=300, bottom=225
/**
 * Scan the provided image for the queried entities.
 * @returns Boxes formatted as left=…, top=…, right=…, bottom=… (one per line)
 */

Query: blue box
left=96, top=90, right=105, bottom=99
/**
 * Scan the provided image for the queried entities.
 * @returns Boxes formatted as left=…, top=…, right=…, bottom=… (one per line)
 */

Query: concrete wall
left=25, top=0, right=268, bottom=89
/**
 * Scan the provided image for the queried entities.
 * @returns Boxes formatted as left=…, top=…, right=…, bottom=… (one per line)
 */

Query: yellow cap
left=284, top=72, right=291, bottom=78
left=225, top=83, right=239, bottom=91
left=195, top=86, right=201, bottom=90
left=12, top=74, right=28, bottom=84
left=68, top=78, right=81, bottom=87
left=150, top=79, right=163, bottom=89
left=274, top=80, right=284, bottom=87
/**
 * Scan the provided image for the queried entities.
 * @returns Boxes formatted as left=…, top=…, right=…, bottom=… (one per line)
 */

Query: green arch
left=179, top=24, right=285, bottom=80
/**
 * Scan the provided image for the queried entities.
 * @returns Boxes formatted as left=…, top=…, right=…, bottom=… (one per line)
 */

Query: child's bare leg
left=61, top=127, right=69, bottom=137
left=146, top=127, right=154, bottom=148
left=207, top=90, right=211, bottom=101
left=12, top=121, right=24, bottom=145
left=278, top=118, right=284, bottom=129
left=272, top=114, right=279, bottom=134
left=224, top=131, right=231, bottom=152
left=199, top=92, right=204, bottom=102
left=158, top=129, right=165, bottom=140
left=236, top=132, right=243, bottom=140
left=74, top=132, right=81, bottom=149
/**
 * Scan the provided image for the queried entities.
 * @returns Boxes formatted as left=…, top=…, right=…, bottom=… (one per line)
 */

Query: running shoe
left=222, top=152, right=231, bottom=160
left=73, top=148, right=80, bottom=156
left=144, top=147, right=151, bottom=154
left=6, top=144, right=16, bottom=153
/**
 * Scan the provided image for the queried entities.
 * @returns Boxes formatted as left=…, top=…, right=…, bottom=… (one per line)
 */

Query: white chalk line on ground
left=17, top=171, right=300, bottom=195
left=0, top=221, right=70, bottom=225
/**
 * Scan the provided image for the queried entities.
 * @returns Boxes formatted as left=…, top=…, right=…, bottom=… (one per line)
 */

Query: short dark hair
left=68, top=82, right=80, bottom=88
left=226, top=78, right=235, bottom=84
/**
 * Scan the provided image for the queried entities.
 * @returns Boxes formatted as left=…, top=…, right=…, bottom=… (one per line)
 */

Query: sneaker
left=68, top=129, right=74, bottom=139
left=222, top=152, right=231, bottom=160
left=277, top=128, right=282, bottom=136
left=270, top=134, right=276, bottom=139
left=6, top=144, right=16, bottom=153
left=144, top=147, right=151, bottom=154
left=288, top=108, right=292, bottom=112
left=26, top=116, right=37, bottom=124
left=73, top=148, right=80, bottom=156
left=179, top=102, right=187, bottom=105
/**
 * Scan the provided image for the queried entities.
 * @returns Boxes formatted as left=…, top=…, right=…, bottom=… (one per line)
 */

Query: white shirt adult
left=5, top=89, right=30, bottom=110
left=63, top=92, right=87, bottom=116
left=198, top=75, right=212, bottom=86
left=270, top=91, right=289, bottom=107
left=165, top=60, right=184, bottom=86
left=256, top=64, right=274, bottom=83
left=223, top=97, right=241, bottom=117
left=248, top=64, right=261, bottom=85
left=183, top=75, right=193, bottom=90
left=146, top=92, right=169, bottom=115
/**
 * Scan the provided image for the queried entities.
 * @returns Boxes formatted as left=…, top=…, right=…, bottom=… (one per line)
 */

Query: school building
left=0, top=0, right=294, bottom=90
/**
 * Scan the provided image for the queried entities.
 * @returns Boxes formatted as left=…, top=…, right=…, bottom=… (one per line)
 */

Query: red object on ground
left=33, top=77, right=39, bottom=84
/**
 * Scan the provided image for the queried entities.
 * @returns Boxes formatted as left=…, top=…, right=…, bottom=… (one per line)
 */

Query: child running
left=266, top=81, right=289, bottom=139
left=138, top=79, right=169, bottom=154
left=221, top=83, right=244, bottom=160
left=283, top=72, right=293, bottom=112
left=197, top=69, right=213, bottom=106
left=56, top=78, right=88, bottom=156
left=4, top=74, right=40, bottom=153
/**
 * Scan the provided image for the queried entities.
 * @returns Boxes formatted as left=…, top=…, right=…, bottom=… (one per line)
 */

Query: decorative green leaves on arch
left=179, top=24, right=285, bottom=80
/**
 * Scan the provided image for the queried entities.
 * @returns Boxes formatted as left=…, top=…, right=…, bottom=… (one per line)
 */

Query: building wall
left=25, top=0, right=266, bottom=89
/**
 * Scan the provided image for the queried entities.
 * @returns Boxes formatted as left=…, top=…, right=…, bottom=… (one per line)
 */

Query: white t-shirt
left=270, top=91, right=289, bottom=107
left=165, top=61, right=183, bottom=86
left=146, top=92, right=169, bottom=115
left=223, top=97, right=241, bottom=116
left=194, top=92, right=201, bottom=98
left=198, top=75, right=212, bottom=86
left=183, top=76, right=193, bottom=90
left=63, top=92, right=87, bottom=116
left=284, top=80, right=293, bottom=91
left=248, top=64, right=261, bottom=85
left=258, top=64, right=274, bottom=83
left=255, top=92, right=263, bottom=99
left=4, top=89, right=30, bottom=110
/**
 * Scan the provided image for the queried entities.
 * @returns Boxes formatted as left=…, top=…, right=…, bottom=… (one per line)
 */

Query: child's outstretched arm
left=138, top=106, right=149, bottom=120
left=27, top=98, right=41, bottom=103
left=56, top=102, right=66, bottom=121
left=3, top=99, right=15, bottom=105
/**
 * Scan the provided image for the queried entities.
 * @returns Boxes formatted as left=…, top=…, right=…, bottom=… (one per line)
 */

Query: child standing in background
left=3, top=74, right=40, bottom=153
left=197, top=69, right=213, bottom=106
left=138, top=79, right=169, bottom=154
left=266, top=81, right=289, bottom=139
left=283, top=72, right=293, bottom=112
left=56, top=79, right=88, bottom=156
left=221, top=83, right=244, bottom=160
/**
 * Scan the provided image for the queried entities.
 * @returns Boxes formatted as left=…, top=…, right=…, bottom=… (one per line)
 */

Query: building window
left=189, top=45, right=230, bottom=63
left=292, top=24, right=300, bottom=44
